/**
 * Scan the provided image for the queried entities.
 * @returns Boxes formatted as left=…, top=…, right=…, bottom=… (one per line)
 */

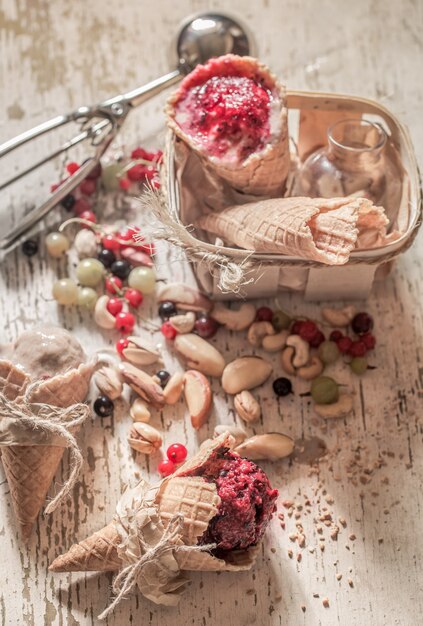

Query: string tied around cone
left=0, top=383, right=90, bottom=514
left=98, top=512, right=215, bottom=620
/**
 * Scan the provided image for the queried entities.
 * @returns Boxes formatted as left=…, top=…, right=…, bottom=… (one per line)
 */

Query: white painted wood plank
left=0, top=1, right=422, bottom=625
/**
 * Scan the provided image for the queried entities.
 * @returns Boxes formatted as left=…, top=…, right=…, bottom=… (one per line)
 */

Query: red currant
left=119, top=177, right=131, bottom=190
left=131, top=147, right=154, bottom=160
left=158, top=459, right=176, bottom=477
left=105, top=276, right=123, bottom=295
left=125, top=288, right=143, bottom=308
left=151, top=178, right=161, bottom=190
left=330, top=330, right=343, bottom=342
left=102, top=234, right=121, bottom=252
left=349, top=340, right=367, bottom=357
left=290, top=320, right=304, bottom=335
left=309, top=330, right=325, bottom=348
left=116, top=337, right=129, bottom=356
left=79, top=209, right=97, bottom=224
left=166, top=443, right=187, bottom=464
left=161, top=321, right=178, bottom=340
left=115, top=311, right=135, bottom=334
left=256, top=306, right=273, bottom=322
left=153, top=150, right=163, bottom=164
left=73, top=197, right=92, bottom=215
left=66, top=161, right=80, bottom=175
left=361, top=333, right=376, bottom=350
left=299, top=320, right=318, bottom=342
left=194, top=315, right=219, bottom=339
left=127, top=164, right=148, bottom=182
left=107, top=297, right=123, bottom=316
left=337, top=336, right=352, bottom=353
left=79, top=178, right=97, bottom=196
left=138, top=242, right=155, bottom=255
left=119, top=226, right=141, bottom=243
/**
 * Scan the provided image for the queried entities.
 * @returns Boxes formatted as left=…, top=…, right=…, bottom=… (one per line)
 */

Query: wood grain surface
left=0, top=1, right=422, bottom=625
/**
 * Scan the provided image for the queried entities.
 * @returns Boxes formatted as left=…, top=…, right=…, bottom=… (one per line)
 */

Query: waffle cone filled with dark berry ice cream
left=166, top=54, right=290, bottom=196
left=50, top=434, right=278, bottom=602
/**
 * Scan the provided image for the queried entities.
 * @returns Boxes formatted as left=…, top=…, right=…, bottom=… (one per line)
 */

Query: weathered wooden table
left=1, top=1, right=422, bottom=625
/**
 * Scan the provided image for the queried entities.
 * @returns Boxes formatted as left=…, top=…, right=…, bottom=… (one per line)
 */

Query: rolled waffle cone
left=49, top=522, right=121, bottom=572
left=0, top=361, right=93, bottom=540
left=196, top=196, right=383, bottom=265
left=166, top=54, right=290, bottom=197
left=50, top=433, right=254, bottom=574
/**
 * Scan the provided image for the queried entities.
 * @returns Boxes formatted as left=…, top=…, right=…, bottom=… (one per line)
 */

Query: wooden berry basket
left=161, top=89, right=422, bottom=301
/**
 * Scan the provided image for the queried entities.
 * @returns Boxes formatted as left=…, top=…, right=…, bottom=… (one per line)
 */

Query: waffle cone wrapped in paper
left=196, top=196, right=398, bottom=265
left=166, top=54, right=290, bottom=196
left=50, top=434, right=277, bottom=614
left=0, top=327, right=94, bottom=540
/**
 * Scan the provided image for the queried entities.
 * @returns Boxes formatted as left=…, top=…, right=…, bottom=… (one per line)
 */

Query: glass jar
left=293, top=118, right=388, bottom=204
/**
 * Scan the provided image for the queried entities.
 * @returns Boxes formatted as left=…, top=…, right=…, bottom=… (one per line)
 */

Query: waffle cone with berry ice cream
left=166, top=54, right=290, bottom=197
left=49, top=434, right=278, bottom=608
left=0, top=327, right=93, bottom=540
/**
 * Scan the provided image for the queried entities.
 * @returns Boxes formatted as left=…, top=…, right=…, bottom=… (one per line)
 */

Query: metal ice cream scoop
left=0, top=12, right=254, bottom=253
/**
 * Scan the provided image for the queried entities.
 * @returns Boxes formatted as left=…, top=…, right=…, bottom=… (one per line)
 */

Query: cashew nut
left=210, top=302, right=256, bottom=331
left=297, top=356, right=324, bottom=381
left=286, top=335, right=310, bottom=368
left=314, top=393, right=353, bottom=419
left=322, top=306, right=356, bottom=328
left=280, top=346, right=296, bottom=375
left=94, top=295, right=116, bottom=330
left=169, top=311, right=196, bottom=334
left=247, top=321, right=275, bottom=347
left=262, top=329, right=289, bottom=353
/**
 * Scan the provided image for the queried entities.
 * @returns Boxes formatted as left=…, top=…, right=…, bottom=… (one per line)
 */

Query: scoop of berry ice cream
left=186, top=449, right=278, bottom=552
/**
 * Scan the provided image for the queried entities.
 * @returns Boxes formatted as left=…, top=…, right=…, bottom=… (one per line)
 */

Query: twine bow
left=98, top=512, right=215, bottom=620
left=0, top=383, right=90, bottom=514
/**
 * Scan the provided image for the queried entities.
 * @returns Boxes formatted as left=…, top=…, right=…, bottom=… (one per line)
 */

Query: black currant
left=158, top=301, right=177, bottom=320
left=272, top=377, right=293, bottom=397
left=111, top=259, right=131, bottom=280
left=155, top=369, right=171, bottom=388
left=22, top=239, right=38, bottom=257
left=98, top=248, right=116, bottom=268
left=60, top=194, right=76, bottom=211
left=94, top=395, right=114, bottom=417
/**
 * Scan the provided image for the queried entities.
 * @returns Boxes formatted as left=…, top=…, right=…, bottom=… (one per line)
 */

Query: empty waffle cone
left=166, top=54, right=290, bottom=197
left=50, top=433, right=254, bottom=574
left=196, top=196, right=385, bottom=265
left=0, top=361, right=93, bottom=540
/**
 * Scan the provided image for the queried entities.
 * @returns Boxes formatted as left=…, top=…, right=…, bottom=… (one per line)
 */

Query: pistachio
left=174, top=333, right=225, bottom=377
left=169, top=311, right=196, bottom=334
left=221, top=356, right=273, bottom=395
left=322, top=306, right=356, bottom=328
left=234, top=433, right=294, bottom=461
left=128, top=422, right=162, bottom=454
left=234, top=390, right=261, bottom=423
left=262, top=329, right=289, bottom=352
left=73, top=228, right=98, bottom=259
left=94, top=295, right=116, bottom=330
left=157, top=283, right=212, bottom=312
left=130, top=398, right=151, bottom=422
left=286, top=335, right=310, bottom=368
left=280, top=346, right=296, bottom=375
left=93, top=366, right=123, bottom=400
left=314, top=394, right=354, bottom=419
left=297, top=356, right=325, bottom=380
left=247, top=321, right=275, bottom=347
left=210, top=302, right=256, bottom=331
left=183, top=370, right=212, bottom=429
left=119, top=362, right=165, bottom=408
left=163, top=372, right=185, bottom=405
left=214, top=424, right=247, bottom=446
left=122, top=336, right=161, bottom=366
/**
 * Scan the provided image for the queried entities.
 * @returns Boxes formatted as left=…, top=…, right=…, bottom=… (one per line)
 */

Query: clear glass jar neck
left=327, top=119, right=387, bottom=173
